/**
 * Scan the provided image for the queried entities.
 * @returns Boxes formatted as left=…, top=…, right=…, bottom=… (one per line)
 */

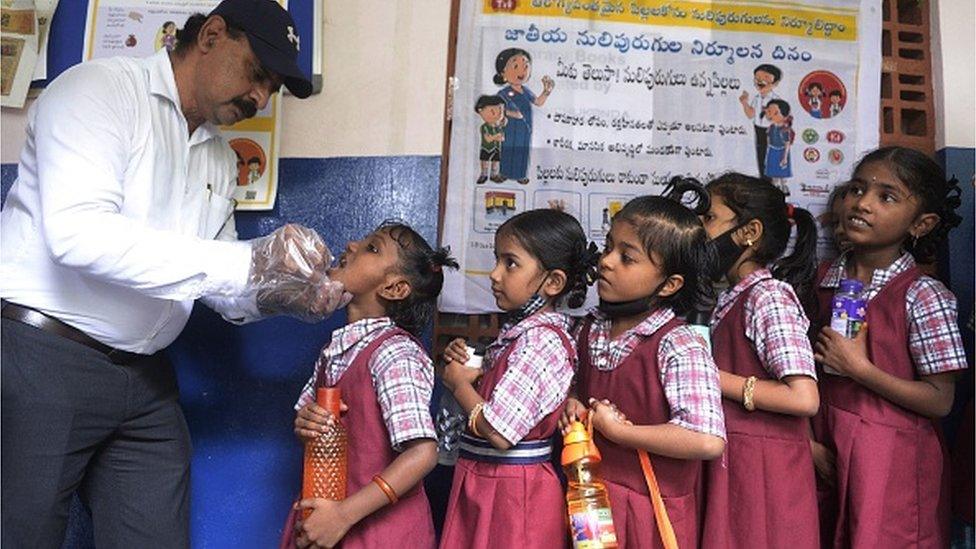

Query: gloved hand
left=246, top=224, right=352, bottom=321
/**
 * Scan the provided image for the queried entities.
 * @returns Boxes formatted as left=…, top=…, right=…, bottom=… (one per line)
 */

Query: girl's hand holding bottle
left=294, top=498, right=352, bottom=548
left=294, top=401, right=348, bottom=442
left=588, top=398, right=632, bottom=441
left=814, top=324, right=871, bottom=380
left=559, top=397, right=588, bottom=434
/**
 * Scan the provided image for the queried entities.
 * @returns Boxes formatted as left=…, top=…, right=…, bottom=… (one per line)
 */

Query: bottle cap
left=838, top=278, right=864, bottom=294
left=316, top=387, right=342, bottom=416
left=560, top=420, right=602, bottom=466
left=464, top=345, right=484, bottom=369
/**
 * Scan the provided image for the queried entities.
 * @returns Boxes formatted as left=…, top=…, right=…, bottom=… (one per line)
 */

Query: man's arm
left=34, top=62, right=252, bottom=302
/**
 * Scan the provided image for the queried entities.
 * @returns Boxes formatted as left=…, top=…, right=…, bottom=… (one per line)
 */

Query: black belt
left=1, top=302, right=147, bottom=365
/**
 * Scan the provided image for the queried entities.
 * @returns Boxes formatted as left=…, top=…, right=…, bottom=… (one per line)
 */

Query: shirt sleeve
left=32, top=62, right=252, bottom=302
left=200, top=213, right=263, bottom=323
left=658, top=326, right=726, bottom=440
left=481, top=327, right=574, bottom=445
left=369, top=336, right=437, bottom=450
left=907, top=277, right=968, bottom=376
left=745, top=280, right=817, bottom=380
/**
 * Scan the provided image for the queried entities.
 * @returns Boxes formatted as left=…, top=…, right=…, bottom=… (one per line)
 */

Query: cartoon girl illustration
left=155, top=21, right=178, bottom=52
left=764, top=99, right=794, bottom=195
left=494, top=48, right=554, bottom=185
left=804, top=82, right=824, bottom=118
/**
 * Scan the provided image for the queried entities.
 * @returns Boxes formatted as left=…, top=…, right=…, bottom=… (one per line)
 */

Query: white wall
left=1, top=0, right=451, bottom=164
left=931, top=0, right=976, bottom=149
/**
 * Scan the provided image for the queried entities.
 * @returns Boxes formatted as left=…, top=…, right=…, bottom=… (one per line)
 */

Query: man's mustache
left=232, top=98, right=257, bottom=119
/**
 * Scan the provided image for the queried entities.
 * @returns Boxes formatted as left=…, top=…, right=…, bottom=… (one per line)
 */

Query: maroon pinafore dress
left=576, top=317, right=702, bottom=549
left=281, top=329, right=436, bottom=549
left=812, top=262, right=950, bottom=548
left=701, top=280, right=819, bottom=548
left=438, top=324, right=573, bottom=549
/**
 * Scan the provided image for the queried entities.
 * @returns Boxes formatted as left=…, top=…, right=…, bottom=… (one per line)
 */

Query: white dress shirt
left=1, top=49, right=260, bottom=354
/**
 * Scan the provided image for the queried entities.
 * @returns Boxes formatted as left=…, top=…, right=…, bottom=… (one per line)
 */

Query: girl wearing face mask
left=439, top=209, right=595, bottom=549
left=560, top=179, right=726, bottom=549
left=699, top=173, right=820, bottom=549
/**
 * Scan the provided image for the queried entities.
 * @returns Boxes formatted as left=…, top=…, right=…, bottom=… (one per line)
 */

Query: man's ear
left=378, top=276, right=412, bottom=302
left=542, top=269, right=567, bottom=299
left=198, top=15, right=226, bottom=52
left=656, top=274, right=685, bottom=298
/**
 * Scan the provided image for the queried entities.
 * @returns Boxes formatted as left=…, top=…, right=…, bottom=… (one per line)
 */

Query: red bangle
left=372, top=475, right=398, bottom=504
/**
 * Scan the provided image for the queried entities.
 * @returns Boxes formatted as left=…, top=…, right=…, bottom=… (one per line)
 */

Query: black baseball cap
left=210, top=0, right=312, bottom=98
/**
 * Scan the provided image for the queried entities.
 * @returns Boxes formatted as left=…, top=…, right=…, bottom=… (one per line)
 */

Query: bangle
left=372, top=475, right=398, bottom=504
left=742, top=376, right=757, bottom=411
left=468, top=402, right=485, bottom=438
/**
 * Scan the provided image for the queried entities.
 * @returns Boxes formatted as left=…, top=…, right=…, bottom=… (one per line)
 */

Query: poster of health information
left=440, top=0, right=881, bottom=314
left=83, top=0, right=285, bottom=210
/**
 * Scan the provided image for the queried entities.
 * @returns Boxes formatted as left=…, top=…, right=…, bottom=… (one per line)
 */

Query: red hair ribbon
left=785, top=203, right=795, bottom=219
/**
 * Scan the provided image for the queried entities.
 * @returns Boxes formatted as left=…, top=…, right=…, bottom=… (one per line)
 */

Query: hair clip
left=785, top=203, right=795, bottom=219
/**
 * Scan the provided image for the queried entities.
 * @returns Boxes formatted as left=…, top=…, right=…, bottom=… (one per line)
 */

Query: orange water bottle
left=302, top=387, right=347, bottom=517
left=563, top=420, right=618, bottom=549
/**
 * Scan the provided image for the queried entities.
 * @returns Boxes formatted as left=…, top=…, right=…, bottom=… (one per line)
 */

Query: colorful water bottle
left=826, top=279, right=867, bottom=374
left=302, top=387, right=347, bottom=516
left=563, top=420, right=618, bottom=548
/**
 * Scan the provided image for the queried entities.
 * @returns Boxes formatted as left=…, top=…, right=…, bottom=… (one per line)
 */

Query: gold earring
left=745, top=238, right=754, bottom=247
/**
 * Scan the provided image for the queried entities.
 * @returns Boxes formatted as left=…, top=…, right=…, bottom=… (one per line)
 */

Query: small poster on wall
left=1, top=0, right=41, bottom=108
left=82, top=0, right=284, bottom=210
left=440, top=0, right=882, bottom=314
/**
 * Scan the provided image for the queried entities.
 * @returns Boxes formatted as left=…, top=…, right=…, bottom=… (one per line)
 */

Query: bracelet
left=742, top=376, right=758, bottom=412
left=468, top=402, right=485, bottom=438
left=372, top=475, right=398, bottom=504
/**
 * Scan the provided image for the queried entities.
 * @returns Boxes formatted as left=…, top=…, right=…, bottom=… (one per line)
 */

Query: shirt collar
left=819, top=251, right=916, bottom=290
left=495, top=310, right=569, bottom=345
left=325, top=317, right=395, bottom=357
left=147, top=48, right=220, bottom=145
left=714, top=268, right=773, bottom=316
left=590, top=306, right=676, bottom=338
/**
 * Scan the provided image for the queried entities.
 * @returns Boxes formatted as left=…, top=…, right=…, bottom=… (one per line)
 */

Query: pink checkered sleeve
left=482, top=327, right=575, bottom=445
left=907, top=277, right=968, bottom=376
left=745, top=279, right=817, bottom=380
left=370, top=335, right=437, bottom=449
left=294, top=356, right=325, bottom=411
left=658, top=326, right=726, bottom=440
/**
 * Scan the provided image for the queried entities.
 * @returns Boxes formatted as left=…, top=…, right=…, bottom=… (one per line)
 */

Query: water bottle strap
left=638, top=449, right=679, bottom=549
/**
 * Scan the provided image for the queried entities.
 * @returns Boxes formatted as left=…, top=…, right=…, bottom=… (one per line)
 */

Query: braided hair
left=377, top=221, right=458, bottom=336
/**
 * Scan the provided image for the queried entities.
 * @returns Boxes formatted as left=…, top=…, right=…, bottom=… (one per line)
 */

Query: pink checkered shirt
left=295, top=317, right=436, bottom=449
left=481, top=310, right=576, bottom=446
left=711, top=268, right=817, bottom=380
left=821, top=252, right=967, bottom=376
left=580, top=307, right=726, bottom=440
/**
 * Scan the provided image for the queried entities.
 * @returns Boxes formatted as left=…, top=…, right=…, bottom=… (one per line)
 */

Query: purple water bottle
left=825, top=279, right=867, bottom=374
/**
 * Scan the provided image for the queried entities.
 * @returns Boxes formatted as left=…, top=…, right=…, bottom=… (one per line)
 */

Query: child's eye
left=367, top=243, right=378, bottom=253
left=506, top=258, right=518, bottom=269
left=621, top=253, right=634, bottom=264
left=850, top=185, right=865, bottom=196
left=881, top=193, right=896, bottom=203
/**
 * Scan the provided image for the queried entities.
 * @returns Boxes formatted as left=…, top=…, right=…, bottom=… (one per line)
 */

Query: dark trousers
left=754, top=124, right=768, bottom=177
left=1, top=319, right=191, bottom=548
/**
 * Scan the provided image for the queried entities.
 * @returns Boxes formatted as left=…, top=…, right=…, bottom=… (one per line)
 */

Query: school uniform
left=812, top=253, right=967, bottom=548
left=576, top=308, right=725, bottom=549
left=702, top=269, right=819, bottom=548
left=284, top=318, right=437, bottom=549
left=439, top=311, right=575, bottom=549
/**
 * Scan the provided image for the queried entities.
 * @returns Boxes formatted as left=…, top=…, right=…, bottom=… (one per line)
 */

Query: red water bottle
left=302, top=387, right=347, bottom=517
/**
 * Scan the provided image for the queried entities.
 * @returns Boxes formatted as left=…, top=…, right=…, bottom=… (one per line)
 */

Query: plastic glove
left=246, top=224, right=352, bottom=321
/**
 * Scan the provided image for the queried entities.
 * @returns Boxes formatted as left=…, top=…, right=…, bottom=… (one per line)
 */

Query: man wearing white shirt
left=0, top=1, right=335, bottom=546
left=738, top=63, right=782, bottom=178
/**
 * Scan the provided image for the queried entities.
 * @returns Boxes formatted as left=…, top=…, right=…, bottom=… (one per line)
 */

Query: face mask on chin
left=597, top=279, right=669, bottom=319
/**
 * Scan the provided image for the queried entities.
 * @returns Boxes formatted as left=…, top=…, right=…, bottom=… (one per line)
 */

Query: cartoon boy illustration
left=738, top=64, right=782, bottom=177
left=475, top=95, right=507, bottom=184
left=763, top=99, right=794, bottom=196
left=829, top=90, right=843, bottom=118
left=247, top=157, right=262, bottom=185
